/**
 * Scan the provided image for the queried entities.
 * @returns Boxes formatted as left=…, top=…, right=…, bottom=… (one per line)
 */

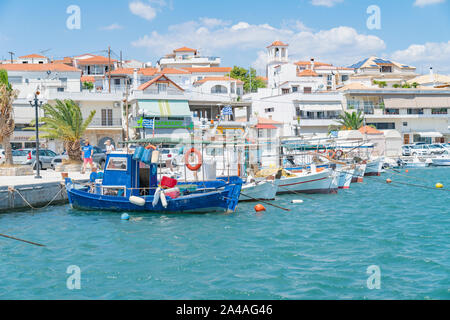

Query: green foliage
left=373, top=80, right=387, bottom=88
left=26, top=100, right=96, bottom=161
left=402, top=83, right=412, bottom=89
left=82, top=81, right=94, bottom=90
left=229, top=66, right=266, bottom=93
left=393, top=84, right=401, bottom=88
left=411, top=82, right=419, bottom=88
left=0, top=69, right=12, bottom=91
left=336, top=111, right=365, bottom=130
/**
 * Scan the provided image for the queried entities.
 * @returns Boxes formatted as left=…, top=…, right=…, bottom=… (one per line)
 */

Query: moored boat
left=338, top=165, right=355, bottom=189
left=352, top=164, right=367, bottom=183
left=365, top=158, right=384, bottom=177
left=275, top=168, right=338, bottom=194
left=65, top=152, right=242, bottom=214
left=431, top=151, right=450, bottom=166
left=239, top=180, right=278, bottom=202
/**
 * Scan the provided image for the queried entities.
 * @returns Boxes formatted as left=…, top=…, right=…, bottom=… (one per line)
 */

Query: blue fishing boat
left=65, top=152, right=242, bottom=214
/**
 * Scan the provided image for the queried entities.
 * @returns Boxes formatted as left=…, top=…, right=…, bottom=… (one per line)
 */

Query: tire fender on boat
left=129, top=196, right=146, bottom=207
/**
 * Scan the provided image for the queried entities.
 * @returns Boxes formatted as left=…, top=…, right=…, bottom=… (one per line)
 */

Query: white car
left=410, top=145, right=432, bottom=156
left=0, top=149, right=5, bottom=164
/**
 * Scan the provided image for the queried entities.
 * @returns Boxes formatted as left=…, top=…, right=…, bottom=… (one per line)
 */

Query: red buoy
left=254, top=204, right=266, bottom=212
left=386, top=179, right=392, bottom=184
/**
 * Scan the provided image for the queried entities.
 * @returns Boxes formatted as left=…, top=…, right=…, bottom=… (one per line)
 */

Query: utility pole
left=108, top=46, right=111, bottom=93
left=249, top=67, right=252, bottom=93
left=8, top=52, right=14, bottom=63
left=120, top=50, right=123, bottom=68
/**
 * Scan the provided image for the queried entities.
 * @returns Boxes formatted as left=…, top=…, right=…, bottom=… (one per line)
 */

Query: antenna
left=40, top=49, right=51, bottom=55
left=8, top=51, right=14, bottom=63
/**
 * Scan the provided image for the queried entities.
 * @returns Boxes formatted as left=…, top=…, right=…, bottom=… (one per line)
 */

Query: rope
left=9, top=185, right=66, bottom=211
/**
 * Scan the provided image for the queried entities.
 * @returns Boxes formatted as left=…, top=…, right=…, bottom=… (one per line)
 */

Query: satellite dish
left=318, top=84, right=324, bottom=89
left=47, top=70, right=51, bottom=75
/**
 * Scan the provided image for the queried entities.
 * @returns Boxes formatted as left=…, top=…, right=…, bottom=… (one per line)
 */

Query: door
left=403, top=134, right=410, bottom=145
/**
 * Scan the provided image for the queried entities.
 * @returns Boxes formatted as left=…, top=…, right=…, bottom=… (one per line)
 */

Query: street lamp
left=27, top=91, right=44, bottom=179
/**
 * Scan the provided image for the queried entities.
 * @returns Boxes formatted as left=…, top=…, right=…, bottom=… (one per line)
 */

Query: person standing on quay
left=81, top=139, right=94, bottom=174
left=105, top=140, right=115, bottom=154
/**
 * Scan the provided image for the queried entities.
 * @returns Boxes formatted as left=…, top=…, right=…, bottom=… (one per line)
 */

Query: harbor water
left=0, top=168, right=449, bottom=300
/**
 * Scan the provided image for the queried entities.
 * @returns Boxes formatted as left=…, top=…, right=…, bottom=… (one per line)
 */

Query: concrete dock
left=0, top=171, right=90, bottom=212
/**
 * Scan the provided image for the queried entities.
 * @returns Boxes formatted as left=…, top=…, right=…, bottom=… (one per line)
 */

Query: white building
left=17, top=54, right=50, bottom=65
left=158, top=47, right=221, bottom=69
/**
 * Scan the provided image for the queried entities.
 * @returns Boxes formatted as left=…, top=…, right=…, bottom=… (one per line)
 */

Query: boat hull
left=432, top=159, right=450, bottom=166
left=365, top=158, right=384, bottom=177
left=65, top=178, right=242, bottom=214
left=239, top=181, right=278, bottom=202
left=352, top=164, right=367, bottom=183
left=275, top=169, right=338, bottom=194
left=338, top=167, right=354, bottom=189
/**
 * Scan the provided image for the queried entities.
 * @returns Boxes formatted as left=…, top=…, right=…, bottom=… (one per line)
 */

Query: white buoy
left=160, top=191, right=168, bottom=208
left=291, top=200, right=304, bottom=204
left=129, top=196, right=146, bottom=207
left=152, top=188, right=161, bottom=207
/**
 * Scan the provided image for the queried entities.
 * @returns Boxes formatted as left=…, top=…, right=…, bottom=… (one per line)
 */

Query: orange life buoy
left=317, top=147, right=327, bottom=154
left=326, top=150, right=337, bottom=159
left=185, top=148, right=203, bottom=172
left=146, top=144, right=157, bottom=150
left=335, top=150, right=344, bottom=159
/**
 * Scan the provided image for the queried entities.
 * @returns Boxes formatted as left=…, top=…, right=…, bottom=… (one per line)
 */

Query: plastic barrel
left=133, top=146, right=145, bottom=161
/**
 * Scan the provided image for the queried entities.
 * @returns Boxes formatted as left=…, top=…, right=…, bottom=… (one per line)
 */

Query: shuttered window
left=101, top=109, right=113, bottom=126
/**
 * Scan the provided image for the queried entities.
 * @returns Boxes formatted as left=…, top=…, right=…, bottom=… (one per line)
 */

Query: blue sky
left=0, top=0, right=449, bottom=74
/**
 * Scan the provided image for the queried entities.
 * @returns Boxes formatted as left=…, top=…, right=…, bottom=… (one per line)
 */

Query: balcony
left=88, top=118, right=122, bottom=128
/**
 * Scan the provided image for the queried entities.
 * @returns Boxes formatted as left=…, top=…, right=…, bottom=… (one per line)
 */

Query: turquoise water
left=0, top=168, right=449, bottom=300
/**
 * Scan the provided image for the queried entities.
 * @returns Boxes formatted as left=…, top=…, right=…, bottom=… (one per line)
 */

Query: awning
left=384, top=96, right=450, bottom=109
left=256, top=124, right=277, bottom=129
left=416, top=132, right=443, bottom=138
left=138, top=100, right=191, bottom=117
left=415, top=96, right=450, bottom=108
left=383, top=96, right=416, bottom=108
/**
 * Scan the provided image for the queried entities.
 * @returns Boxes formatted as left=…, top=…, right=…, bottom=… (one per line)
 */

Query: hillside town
left=1, top=41, right=449, bottom=162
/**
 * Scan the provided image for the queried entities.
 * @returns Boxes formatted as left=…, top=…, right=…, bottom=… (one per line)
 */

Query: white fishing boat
left=239, top=180, right=278, bottom=202
left=365, top=157, right=384, bottom=177
left=402, top=156, right=432, bottom=168
left=338, top=165, right=355, bottom=189
left=352, top=164, right=367, bottom=183
left=431, top=151, right=450, bottom=167
left=275, top=168, right=339, bottom=194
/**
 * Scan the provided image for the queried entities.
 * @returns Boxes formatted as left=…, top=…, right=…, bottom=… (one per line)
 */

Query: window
left=8, top=76, right=22, bottom=84
left=211, top=85, right=228, bottom=94
left=265, top=108, right=275, bottom=113
left=114, top=79, right=121, bottom=85
left=38, top=61, right=44, bottom=64
left=341, top=75, right=349, bottom=82
left=282, top=88, right=290, bottom=95
left=380, top=66, right=392, bottom=73
left=22, top=61, right=28, bottom=64
left=292, top=86, right=298, bottom=92
left=304, top=87, right=312, bottom=94
left=45, top=150, right=57, bottom=157
left=407, top=108, right=424, bottom=115
left=106, top=157, right=128, bottom=171
left=57, top=88, right=65, bottom=92
left=158, top=83, right=167, bottom=93
left=432, top=108, right=448, bottom=115
left=403, top=122, right=408, bottom=127
left=367, top=123, right=395, bottom=130
left=101, top=109, right=113, bottom=126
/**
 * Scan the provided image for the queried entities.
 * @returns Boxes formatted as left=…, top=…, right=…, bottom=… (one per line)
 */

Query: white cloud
left=311, top=0, right=344, bottom=7
left=132, top=19, right=386, bottom=73
left=413, top=0, right=445, bottom=7
left=391, top=41, right=450, bottom=73
left=129, top=1, right=157, bottom=21
left=101, top=23, right=124, bottom=31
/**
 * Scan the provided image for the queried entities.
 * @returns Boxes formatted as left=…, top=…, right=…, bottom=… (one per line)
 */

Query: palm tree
left=32, top=99, right=95, bottom=162
left=336, top=111, right=364, bottom=130
left=0, top=69, right=19, bottom=166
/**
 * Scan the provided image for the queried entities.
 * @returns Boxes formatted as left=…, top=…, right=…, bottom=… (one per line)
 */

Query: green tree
left=83, top=81, right=94, bottom=90
left=336, top=111, right=365, bottom=130
left=229, top=66, right=266, bottom=93
left=0, top=69, right=19, bottom=165
left=29, top=100, right=95, bottom=162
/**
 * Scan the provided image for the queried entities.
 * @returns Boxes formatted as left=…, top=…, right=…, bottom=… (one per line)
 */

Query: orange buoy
left=386, top=179, right=392, bottom=184
left=254, top=204, right=266, bottom=212
left=405, top=169, right=409, bottom=173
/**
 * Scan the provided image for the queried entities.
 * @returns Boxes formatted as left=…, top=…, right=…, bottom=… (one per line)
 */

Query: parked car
left=428, top=144, right=447, bottom=155
left=51, top=147, right=107, bottom=169
left=22, top=149, right=59, bottom=170
left=402, top=145, right=413, bottom=156
left=410, top=145, right=432, bottom=156
left=0, top=149, right=5, bottom=164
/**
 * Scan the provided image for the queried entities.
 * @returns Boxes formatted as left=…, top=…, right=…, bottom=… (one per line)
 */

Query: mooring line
left=0, top=233, right=46, bottom=247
